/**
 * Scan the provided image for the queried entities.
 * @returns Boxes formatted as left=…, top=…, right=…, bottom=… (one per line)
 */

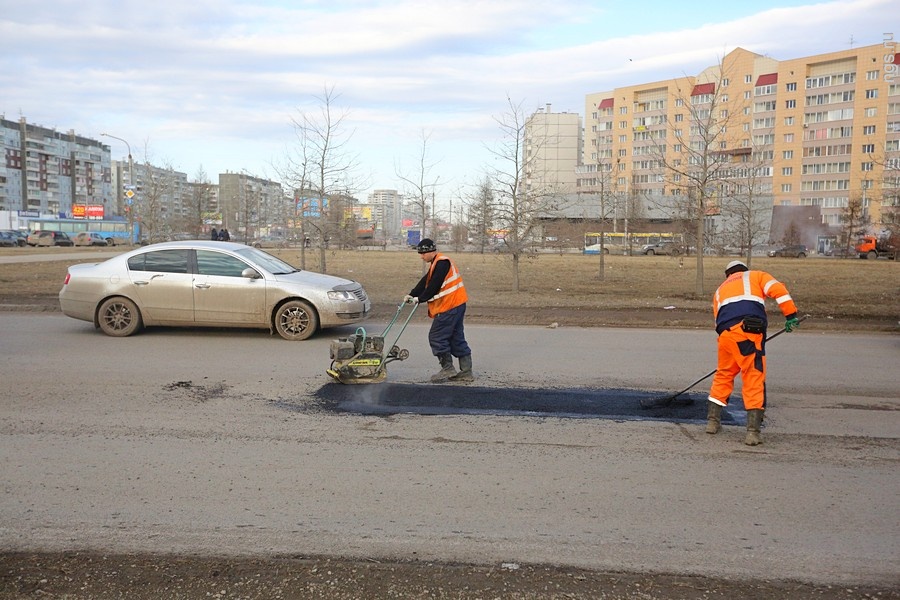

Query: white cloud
left=0, top=0, right=894, bottom=203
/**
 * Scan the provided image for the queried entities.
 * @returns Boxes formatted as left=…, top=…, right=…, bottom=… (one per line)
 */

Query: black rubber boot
left=745, top=409, right=764, bottom=446
left=450, top=354, right=474, bottom=382
left=430, top=353, right=457, bottom=382
left=705, top=402, right=723, bottom=434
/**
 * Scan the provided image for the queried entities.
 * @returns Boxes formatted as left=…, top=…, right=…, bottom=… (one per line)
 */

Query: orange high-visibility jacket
left=713, top=270, right=797, bottom=334
left=424, top=253, right=468, bottom=318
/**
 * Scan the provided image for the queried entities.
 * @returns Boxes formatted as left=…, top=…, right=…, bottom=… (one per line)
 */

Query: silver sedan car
left=59, top=241, right=371, bottom=340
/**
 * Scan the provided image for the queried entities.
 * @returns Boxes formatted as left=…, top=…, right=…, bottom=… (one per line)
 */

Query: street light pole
left=101, top=133, right=134, bottom=244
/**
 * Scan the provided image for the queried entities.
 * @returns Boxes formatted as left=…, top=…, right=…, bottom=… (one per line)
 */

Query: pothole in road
left=307, top=383, right=745, bottom=425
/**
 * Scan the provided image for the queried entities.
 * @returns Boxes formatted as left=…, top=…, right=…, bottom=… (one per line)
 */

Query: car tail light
left=64, top=273, right=70, bottom=285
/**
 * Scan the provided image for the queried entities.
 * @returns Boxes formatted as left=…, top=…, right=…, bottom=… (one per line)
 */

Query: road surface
left=0, top=313, right=897, bottom=595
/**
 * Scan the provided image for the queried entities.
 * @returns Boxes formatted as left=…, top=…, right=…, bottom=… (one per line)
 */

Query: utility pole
left=101, top=133, right=134, bottom=244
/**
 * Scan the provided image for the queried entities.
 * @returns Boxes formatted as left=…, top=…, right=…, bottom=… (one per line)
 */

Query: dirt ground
left=2, top=551, right=895, bottom=599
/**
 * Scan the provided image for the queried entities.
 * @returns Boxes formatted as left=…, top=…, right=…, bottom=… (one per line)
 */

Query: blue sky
left=0, top=0, right=894, bottom=211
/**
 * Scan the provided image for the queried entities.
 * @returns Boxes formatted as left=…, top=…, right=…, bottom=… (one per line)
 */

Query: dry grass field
left=1, top=246, right=898, bottom=331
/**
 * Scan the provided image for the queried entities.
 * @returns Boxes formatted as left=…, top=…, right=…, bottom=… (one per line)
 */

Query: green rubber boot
left=705, top=402, right=723, bottom=434
left=451, top=354, right=474, bottom=382
left=745, top=409, right=764, bottom=446
left=430, top=353, right=457, bottom=383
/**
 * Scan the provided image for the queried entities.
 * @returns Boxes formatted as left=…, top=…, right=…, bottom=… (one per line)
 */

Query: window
left=744, top=91, right=752, bottom=100
left=862, top=143, right=875, bottom=153
left=784, top=133, right=794, bottom=142
left=783, top=150, right=794, bottom=159
left=785, top=116, right=794, bottom=125
left=196, top=251, right=253, bottom=277
left=127, top=250, right=189, bottom=274
left=865, top=89, right=878, bottom=99
left=786, top=82, right=797, bottom=91
left=786, top=99, right=796, bottom=109
left=675, top=98, right=684, bottom=107
left=866, top=70, right=879, bottom=80
left=782, top=167, right=793, bottom=176
left=721, top=78, right=729, bottom=87
left=863, top=125, right=876, bottom=135
left=865, top=107, right=877, bottom=117
left=620, top=106, right=628, bottom=114
left=675, top=113, right=683, bottom=122
left=861, top=162, right=874, bottom=171
left=781, top=184, right=792, bottom=192
left=745, top=75, right=752, bottom=83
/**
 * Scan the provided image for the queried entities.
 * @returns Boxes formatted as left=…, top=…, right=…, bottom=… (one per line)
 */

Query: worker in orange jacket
left=404, top=238, right=473, bottom=382
left=707, top=260, right=800, bottom=445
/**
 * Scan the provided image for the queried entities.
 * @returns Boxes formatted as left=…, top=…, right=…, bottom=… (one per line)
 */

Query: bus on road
left=26, top=218, right=132, bottom=246
left=584, top=232, right=683, bottom=255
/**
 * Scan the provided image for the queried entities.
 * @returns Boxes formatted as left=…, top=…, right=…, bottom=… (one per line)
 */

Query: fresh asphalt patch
left=308, top=383, right=743, bottom=425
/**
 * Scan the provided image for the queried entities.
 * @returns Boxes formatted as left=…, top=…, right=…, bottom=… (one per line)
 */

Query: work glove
left=784, top=316, right=800, bottom=332
left=403, top=294, right=418, bottom=305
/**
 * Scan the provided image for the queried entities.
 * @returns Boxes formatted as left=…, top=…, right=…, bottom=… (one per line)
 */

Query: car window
left=127, top=249, right=190, bottom=274
left=196, top=250, right=255, bottom=277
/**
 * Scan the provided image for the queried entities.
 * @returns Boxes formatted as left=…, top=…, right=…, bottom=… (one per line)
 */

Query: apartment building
left=218, top=172, right=285, bottom=238
left=366, top=189, right=405, bottom=239
left=525, top=103, right=583, bottom=195
left=1, top=116, right=113, bottom=217
left=582, top=43, right=900, bottom=250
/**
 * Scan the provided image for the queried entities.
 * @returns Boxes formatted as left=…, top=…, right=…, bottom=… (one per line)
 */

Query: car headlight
left=327, top=290, right=356, bottom=302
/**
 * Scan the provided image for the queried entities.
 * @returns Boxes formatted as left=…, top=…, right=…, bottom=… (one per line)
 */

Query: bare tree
left=133, top=143, right=176, bottom=242
left=467, top=176, right=496, bottom=254
left=652, top=62, right=742, bottom=295
left=289, top=85, right=361, bottom=273
left=487, top=96, right=570, bottom=291
left=182, top=166, right=213, bottom=237
left=838, top=193, right=871, bottom=254
left=867, top=144, right=900, bottom=237
left=718, top=149, right=772, bottom=268
left=396, top=129, right=441, bottom=250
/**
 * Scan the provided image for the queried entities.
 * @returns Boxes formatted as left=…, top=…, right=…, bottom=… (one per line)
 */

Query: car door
left=192, top=249, right=267, bottom=325
left=126, top=249, right=194, bottom=323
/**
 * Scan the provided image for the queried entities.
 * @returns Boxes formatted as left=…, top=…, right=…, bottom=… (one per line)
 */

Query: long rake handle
left=669, top=314, right=809, bottom=398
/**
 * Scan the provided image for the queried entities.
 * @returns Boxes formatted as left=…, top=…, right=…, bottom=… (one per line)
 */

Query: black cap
left=416, top=238, right=436, bottom=253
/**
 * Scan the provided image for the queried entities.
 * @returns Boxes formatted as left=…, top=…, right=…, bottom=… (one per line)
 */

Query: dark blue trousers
left=428, top=303, right=471, bottom=358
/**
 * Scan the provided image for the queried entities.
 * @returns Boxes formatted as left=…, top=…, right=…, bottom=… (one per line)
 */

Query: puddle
left=305, top=383, right=744, bottom=425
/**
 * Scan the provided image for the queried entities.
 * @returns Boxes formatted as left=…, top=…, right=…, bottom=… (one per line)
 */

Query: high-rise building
left=581, top=43, right=900, bottom=251
left=218, top=172, right=285, bottom=239
left=525, top=103, right=583, bottom=195
left=1, top=116, right=112, bottom=217
left=366, top=189, right=404, bottom=238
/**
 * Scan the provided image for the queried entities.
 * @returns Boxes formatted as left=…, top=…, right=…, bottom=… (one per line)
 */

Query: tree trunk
left=695, top=206, right=705, bottom=296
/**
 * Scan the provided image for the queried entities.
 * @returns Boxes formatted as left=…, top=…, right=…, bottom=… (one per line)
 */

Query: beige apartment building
left=581, top=42, right=899, bottom=251
left=526, top=103, right=583, bottom=194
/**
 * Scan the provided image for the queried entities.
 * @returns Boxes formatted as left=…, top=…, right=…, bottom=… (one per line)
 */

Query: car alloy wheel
left=98, top=297, right=143, bottom=337
left=274, top=300, right=318, bottom=341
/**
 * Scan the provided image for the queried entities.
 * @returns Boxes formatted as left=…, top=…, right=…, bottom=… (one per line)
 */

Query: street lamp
left=101, top=133, right=134, bottom=244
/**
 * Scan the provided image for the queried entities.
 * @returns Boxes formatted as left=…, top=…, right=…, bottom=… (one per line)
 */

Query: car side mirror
left=241, top=268, right=261, bottom=279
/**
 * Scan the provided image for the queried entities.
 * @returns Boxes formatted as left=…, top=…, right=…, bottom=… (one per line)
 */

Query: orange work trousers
left=708, top=324, right=767, bottom=411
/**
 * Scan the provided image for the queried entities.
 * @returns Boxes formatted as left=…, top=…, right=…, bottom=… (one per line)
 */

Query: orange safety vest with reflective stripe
left=713, top=270, right=797, bottom=334
left=425, top=253, right=468, bottom=318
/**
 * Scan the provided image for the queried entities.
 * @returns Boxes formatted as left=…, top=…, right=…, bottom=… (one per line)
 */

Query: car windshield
left=234, top=246, right=300, bottom=275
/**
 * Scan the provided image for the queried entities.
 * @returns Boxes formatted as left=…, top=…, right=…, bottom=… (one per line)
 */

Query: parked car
left=252, top=235, right=288, bottom=249
left=0, top=231, right=19, bottom=247
left=59, top=241, right=371, bottom=341
left=27, top=231, right=74, bottom=247
left=73, top=232, right=110, bottom=247
left=641, top=241, right=682, bottom=256
left=767, top=244, right=808, bottom=258
left=1, top=230, right=28, bottom=247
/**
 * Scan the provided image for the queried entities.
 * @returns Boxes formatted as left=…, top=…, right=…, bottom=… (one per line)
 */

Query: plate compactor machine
left=326, top=300, right=419, bottom=384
